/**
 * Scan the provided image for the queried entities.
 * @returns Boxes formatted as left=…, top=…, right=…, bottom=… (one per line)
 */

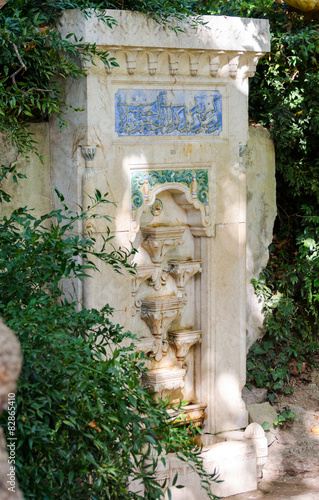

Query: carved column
left=81, top=145, right=97, bottom=310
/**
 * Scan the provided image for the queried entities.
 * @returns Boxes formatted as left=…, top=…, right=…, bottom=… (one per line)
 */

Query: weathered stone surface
left=59, top=10, right=270, bottom=53
left=248, top=402, right=279, bottom=445
left=1, top=123, right=52, bottom=220
left=0, top=132, right=19, bottom=168
left=0, top=319, right=23, bottom=499
left=130, top=442, right=258, bottom=499
left=242, top=386, right=268, bottom=406
left=246, top=125, right=276, bottom=350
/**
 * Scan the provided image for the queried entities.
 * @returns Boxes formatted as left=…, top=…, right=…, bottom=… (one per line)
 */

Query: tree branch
left=10, top=43, right=26, bottom=87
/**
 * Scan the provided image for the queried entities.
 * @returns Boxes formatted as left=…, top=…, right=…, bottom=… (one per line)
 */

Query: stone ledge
left=59, top=10, right=270, bottom=53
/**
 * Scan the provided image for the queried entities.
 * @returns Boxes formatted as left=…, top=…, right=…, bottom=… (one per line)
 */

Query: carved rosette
left=168, top=260, right=202, bottom=291
left=141, top=226, right=185, bottom=264
left=142, top=367, right=186, bottom=394
left=168, top=329, right=202, bottom=362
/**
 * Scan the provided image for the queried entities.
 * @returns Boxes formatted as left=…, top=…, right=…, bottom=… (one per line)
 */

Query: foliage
left=205, top=0, right=319, bottom=397
left=273, top=406, right=295, bottom=428
left=247, top=226, right=319, bottom=399
left=0, top=191, right=219, bottom=499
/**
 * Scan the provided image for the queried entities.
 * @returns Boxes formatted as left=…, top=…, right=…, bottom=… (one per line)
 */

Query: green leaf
left=261, top=421, right=271, bottom=431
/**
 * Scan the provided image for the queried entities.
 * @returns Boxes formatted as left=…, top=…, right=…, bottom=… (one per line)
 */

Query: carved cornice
left=101, top=48, right=265, bottom=79
left=61, top=10, right=269, bottom=79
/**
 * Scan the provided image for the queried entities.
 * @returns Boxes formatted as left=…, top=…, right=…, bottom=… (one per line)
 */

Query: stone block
left=168, top=441, right=257, bottom=499
left=247, top=402, right=278, bottom=445
left=242, top=386, right=268, bottom=406
left=50, top=9, right=271, bottom=498
left=130, top=441, right=257, bottom=499
left=246, top=126, right=276, bottom=350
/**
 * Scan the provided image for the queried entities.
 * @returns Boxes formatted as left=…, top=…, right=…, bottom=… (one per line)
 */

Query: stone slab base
left=130, top=440, right=257, bottom=499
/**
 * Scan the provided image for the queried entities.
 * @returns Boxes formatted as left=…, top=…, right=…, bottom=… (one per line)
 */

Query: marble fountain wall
left=50, top=10, right=271, bottom=498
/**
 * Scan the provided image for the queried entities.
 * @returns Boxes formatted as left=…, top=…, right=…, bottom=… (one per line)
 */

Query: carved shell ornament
left=130, top=168, right=211, bottom=236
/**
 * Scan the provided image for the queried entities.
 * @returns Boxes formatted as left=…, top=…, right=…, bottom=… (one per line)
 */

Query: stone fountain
left=51, top=9, right=271, bottom=498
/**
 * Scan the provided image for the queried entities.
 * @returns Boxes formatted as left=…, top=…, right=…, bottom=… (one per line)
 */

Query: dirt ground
left=227, top=370, right=319, bottom=500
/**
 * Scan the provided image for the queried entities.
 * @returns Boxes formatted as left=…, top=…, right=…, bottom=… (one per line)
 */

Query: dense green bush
left=0, top=192, right=219, bottom=499
left=206, top=0, right=319, bottom=397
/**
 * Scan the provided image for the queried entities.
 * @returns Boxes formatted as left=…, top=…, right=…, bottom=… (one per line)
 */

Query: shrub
left=206, top=0, right=319, bottom=398
left=0, top=191, right=219, bottom=499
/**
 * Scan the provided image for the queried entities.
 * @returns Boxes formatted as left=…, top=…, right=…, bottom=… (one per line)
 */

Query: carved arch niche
left=130, top=170, right=213, bottom=408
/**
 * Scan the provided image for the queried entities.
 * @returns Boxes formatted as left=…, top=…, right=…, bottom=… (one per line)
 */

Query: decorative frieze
left=89, top=47, right=265, bottom=79
left=132, top=169, right=209, bottom=207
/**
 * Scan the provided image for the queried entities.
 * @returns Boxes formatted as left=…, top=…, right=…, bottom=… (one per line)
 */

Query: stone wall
left=245, top=125, right=276, bottom=350
left=0, top=123, right=52, bottom=220
left=0, top=122, right=276, bottom=350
